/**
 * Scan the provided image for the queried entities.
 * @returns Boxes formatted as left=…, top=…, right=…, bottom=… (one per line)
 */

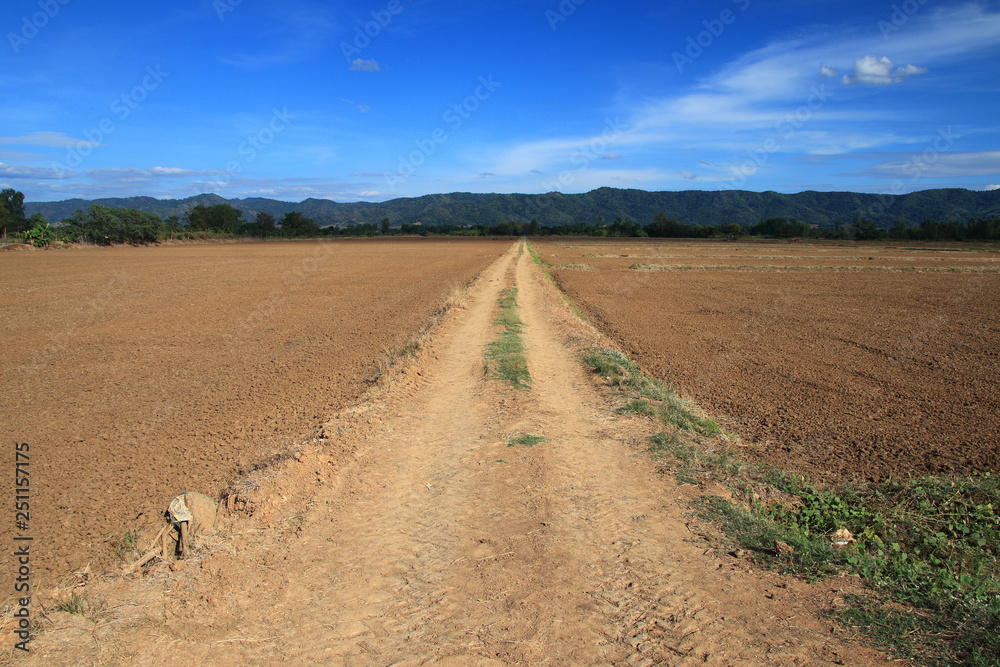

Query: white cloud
left=857, top=150, right=1000, bottom=178
left=841, top=55, right=928, bottom=86
left=349, top=58, right=381, bottom=72
left=85, top=167, right=224, bottom=182
left=985, top=184, right=999, bottom=191
left=820, top=65, right=838, bottom=78
left=0, top=162, right=75, bottom=179
left=0, top=131, right=101, bottom=149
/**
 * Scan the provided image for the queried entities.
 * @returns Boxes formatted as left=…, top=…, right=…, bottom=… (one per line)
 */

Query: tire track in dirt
left=20, top=241, right=896, bottom=665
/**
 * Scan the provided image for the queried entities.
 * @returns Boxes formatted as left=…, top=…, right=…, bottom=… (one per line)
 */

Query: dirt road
left=21, top=242, right=893, bottom=665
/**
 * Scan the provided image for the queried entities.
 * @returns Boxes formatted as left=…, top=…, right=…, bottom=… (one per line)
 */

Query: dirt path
left=21, top=241, right=894, bottom=665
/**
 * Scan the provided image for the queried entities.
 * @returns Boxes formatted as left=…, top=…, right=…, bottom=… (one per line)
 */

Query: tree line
left=4, top=189, right=1000, bottom=245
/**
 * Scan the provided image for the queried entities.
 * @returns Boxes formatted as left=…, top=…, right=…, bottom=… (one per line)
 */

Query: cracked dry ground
left=23, top=243, right=896, bottom=666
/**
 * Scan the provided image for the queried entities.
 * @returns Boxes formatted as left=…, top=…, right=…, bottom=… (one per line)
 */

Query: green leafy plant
left=23, top=220, right=55, bottom=247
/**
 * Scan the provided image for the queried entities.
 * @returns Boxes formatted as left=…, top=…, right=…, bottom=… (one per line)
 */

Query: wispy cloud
left=479, top=3, right=1000, bottom=189
left=852, top=150, right=1000, bottom=178
left=0, top=162, right=75, bottom=179
left=349, top=58, right=381, bottom=72
left=222, top=3, right=337, bottom=67
left=85, top=167, right=225, bottom=182
left=0, top=131, right=100, bottom=149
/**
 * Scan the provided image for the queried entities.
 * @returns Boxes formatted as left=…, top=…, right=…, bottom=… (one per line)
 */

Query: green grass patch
left=55, top=592, right=88, bottom=615
left=692, top=473, right=1000, bottom=665
left=582, top=347, right=999, bottom=664
left=485, top=282, right=531, bottom=390
left=585, top=348, right=718, bottom=436
left=507, top=433, right=546, bottom=447
left=525, top=240, right=589, bottom=322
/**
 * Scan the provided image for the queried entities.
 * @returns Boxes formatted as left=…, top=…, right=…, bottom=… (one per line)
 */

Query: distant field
left=1, top=239, right=507, bottom=583
left=539, top=238, right=1000, bottom=484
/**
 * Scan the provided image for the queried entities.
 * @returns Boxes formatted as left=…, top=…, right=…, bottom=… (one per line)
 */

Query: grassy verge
left=583, top=347, right=1000, bottom=666
left=485, top=258, right=531, bottom=389
left=585, top=348, right=719, bottom=437
left=525, top=239, right=589, bottom=322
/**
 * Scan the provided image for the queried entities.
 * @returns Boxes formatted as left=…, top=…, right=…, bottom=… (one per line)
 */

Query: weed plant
left=584, top=346, right=999, bottom=664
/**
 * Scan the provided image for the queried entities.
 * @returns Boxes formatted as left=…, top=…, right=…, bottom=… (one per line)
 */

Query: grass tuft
left=507, top=433, right=546, bottom=447
left=585, top=348, right=718, bottom=435
left=55, top=592, right=87, bottom=615
left=485, top=269, right=531, bottom=390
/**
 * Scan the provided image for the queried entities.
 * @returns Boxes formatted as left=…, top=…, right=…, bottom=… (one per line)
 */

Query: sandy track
left=20, top=242, right=893, bottom=665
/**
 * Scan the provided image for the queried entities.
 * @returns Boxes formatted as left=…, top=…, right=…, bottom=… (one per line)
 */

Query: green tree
left=240, top=211, right=276, bottom=238
left=851, top=216, right=881, bottom=241
left=280, top=211, right=320, bottom=237
left=63, top=204, right=162, bottom=245
left=1, top=188, right=27, bottom=235
left=186, top=204, right=243, bottom=232
left=380, top=217, right=390, bottom=235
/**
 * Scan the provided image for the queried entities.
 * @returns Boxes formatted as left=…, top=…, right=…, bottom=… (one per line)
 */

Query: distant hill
left=26, top=188, right=1000, bottom=229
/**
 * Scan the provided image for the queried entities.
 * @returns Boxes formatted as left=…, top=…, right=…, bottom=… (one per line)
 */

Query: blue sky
left=2, top=0, right=999, bottom=202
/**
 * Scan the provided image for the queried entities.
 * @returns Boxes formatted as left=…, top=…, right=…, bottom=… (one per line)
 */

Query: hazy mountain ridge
left=25, top=188, right=1000, bottom=229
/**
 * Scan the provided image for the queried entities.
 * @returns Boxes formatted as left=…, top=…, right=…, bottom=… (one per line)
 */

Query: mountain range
left=25, top=188, right=1000, bottom=229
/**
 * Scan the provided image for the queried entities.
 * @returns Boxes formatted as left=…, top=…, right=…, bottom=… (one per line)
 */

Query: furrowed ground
left=9, top=240, right=895, bottom=666
left=0, top=238, right=507, bottom=586
left=537, top=238, right=1000, bottom=485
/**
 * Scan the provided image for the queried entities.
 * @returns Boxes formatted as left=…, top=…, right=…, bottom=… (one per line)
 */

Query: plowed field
left=540, top=239, right=1000, bottom=484
left=1, top=239, right=505, bottom=583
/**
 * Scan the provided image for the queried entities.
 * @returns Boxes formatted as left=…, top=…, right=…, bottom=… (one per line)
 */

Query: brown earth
left=1, top=239, right=507, bottom=586
left=540, top=238, right=1000, bottom=484
left=8, top=241, right=896, bottom=666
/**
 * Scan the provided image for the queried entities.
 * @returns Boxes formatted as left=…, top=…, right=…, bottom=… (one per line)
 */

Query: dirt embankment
left=1, top=239, right=507, bottom=584
left=540, top=239, right=1000, bottom=484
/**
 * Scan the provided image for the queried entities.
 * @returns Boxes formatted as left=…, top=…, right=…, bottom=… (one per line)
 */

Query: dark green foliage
left=280, top=210, right=320, bottom=237
left=186, top=203, right=243, bottom=232
left=1, top=188, right=27, bottom=234
left=238, top=211, right=276, bottom=237
left=60, top=204, right=162, bottom=244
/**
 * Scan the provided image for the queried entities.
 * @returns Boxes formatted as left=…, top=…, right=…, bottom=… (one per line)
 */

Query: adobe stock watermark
left=724, top=82, right=832, bottom=188
left=213, top=0, right=243, bottom=21
left=8, top=0, right=71, bottom=54
left=207, top=107, right=295, bottom=191
left=857, top=126, right=959, bottom=219
left=213, top=0, right=242, bottom=21
left=546, top=0, right=585, bottom=31
left=541, top=117, right=630, bottom=191
left=341, top=0, right=405, bottom=64
left=384, top=75, right=501, bottom=193
left=673, top=0, right=751, bottom=74
left=879, top=0, right=929, bottom=41
left=51, top=65, right=168, bottom=171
